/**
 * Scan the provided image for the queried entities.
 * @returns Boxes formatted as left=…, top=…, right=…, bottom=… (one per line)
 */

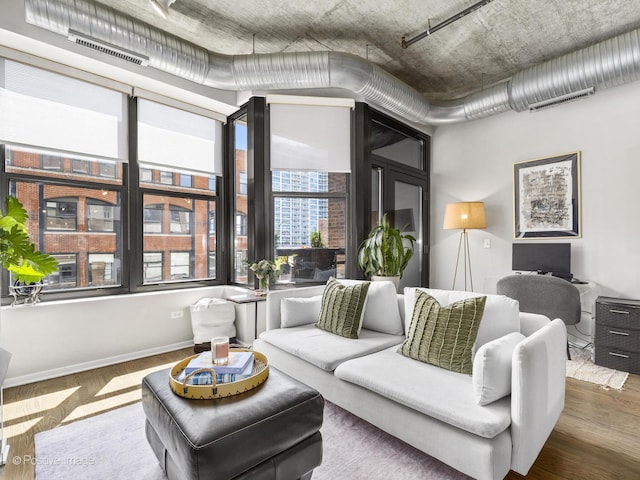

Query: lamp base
left=451, top=229, right=475, bottom=292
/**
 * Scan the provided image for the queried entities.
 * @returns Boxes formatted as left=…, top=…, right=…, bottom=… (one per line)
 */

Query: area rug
left=35, top=401, right=470, bottom=480
left=567, top=346, right=629, bottom=390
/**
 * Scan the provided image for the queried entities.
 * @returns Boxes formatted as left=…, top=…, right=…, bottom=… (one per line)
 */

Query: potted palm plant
left=357, top=213, right=415, bottom=289
left=0, top=196, right=58, bottom=305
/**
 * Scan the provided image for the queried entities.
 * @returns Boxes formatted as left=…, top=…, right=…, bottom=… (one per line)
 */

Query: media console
left=594, top=296, right=640, bottom=374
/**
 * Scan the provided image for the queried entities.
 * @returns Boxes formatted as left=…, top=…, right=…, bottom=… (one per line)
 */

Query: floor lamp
left=443, top=202, right=486, bottom=292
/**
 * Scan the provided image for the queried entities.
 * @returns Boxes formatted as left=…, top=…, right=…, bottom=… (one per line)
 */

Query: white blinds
left=137, top=99, right=222, bottom=175
left=0, top=59, right=127, bottom=160
left=268, top=95, right=353, bottom=172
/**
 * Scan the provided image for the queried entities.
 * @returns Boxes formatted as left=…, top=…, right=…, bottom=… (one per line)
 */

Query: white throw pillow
left=472, top=332, right=525, bottom=406
left=403, top=287, right=519, bottom=352
left=281, top=295, right=323, bottom=328
left=337, top=279, right=403, bottom=335
left=190, top=298, right=236, bottom=343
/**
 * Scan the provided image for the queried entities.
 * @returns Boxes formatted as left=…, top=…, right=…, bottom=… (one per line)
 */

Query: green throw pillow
left=316, top=278, right=370, bottom=339
left=398, top=291, right=486, bottom=374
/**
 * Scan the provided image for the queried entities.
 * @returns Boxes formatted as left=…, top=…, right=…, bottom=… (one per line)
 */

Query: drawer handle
left=609, top=330, right=630, bottom=336
left=609, top=352, right=630, bottom=359
left=610, top=309, right=630, bottom=315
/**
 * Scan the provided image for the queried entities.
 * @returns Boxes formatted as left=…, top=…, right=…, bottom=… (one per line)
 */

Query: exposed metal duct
left=24, top=0, right=640, bottom=126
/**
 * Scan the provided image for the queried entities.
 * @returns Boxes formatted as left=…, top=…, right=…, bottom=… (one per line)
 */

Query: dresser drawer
left=595, top=324, right=639, bottom=351
left=594, top=348, right=639, bottom=374
left=596, top=303, right=640, bottom=329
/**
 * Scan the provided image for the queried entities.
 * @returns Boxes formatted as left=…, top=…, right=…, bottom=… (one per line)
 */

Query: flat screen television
left=512, top=243, right=571, bottom=274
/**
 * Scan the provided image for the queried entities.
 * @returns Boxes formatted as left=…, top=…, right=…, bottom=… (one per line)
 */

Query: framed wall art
left=513, top=152, right=581, bottom=238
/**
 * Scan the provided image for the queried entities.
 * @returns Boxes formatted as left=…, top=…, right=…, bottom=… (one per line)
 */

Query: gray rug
left=35, top=400, right=470, bottom=480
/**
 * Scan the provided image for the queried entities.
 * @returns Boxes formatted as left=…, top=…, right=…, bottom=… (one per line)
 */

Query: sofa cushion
left=404, top=287, right=519, bottom=354
left=334, top=346, right=512, bottom=439
left=316, top=278, right=369, bottom=339
left=338, top=279, right=403, bottom=335
left=281, top=295, right=322, bottom=328
left=473, top=332, right=525, bottom=406
left=398, top=291, right=486, bottom=374
left=259, top=324, right=404, bottom=371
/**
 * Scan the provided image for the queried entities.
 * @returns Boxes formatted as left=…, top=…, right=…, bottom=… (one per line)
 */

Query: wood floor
left=2, top=348, right=640, bottom=480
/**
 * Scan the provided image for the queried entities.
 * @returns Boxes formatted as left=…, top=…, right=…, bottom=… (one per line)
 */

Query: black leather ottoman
left=142, top=366, right=324, bottom=480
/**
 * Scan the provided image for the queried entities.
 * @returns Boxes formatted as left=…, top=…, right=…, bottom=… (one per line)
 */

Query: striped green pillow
left=316, top=278, right=370, bottom=339
left=398, top=291, right=486, bottom=374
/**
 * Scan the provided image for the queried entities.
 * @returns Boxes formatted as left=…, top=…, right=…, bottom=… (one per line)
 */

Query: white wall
left=431, top=79, right=640, bottom=310
left=0, top=286, right=250, bottom=387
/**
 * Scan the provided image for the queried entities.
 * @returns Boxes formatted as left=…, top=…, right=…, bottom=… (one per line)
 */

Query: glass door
left=389, top=171, right=427, bottom=291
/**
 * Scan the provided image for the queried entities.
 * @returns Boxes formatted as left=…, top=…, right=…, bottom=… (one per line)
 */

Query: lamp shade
left=443, top=202, right=487, bottom=230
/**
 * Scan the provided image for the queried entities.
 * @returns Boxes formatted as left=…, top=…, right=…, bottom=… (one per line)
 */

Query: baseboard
left=3, top=341, right=193, bottom=388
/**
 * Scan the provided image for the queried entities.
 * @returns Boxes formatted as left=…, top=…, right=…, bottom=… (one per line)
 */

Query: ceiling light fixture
left=149, top=0, right=177, bottom=19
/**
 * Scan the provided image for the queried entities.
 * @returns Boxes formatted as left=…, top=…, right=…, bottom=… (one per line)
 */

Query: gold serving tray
left=169, top=349, right=269, bottom=400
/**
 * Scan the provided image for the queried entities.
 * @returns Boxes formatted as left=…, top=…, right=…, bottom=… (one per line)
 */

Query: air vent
left=529, top=87, right=595, bottom=111
left=68, top=30, right=149, bottom=66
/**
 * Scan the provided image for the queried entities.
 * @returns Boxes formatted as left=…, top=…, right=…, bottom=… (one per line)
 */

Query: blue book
left=184, top=351, right=254, bottom=375
left=179, top=358, right=254, bottom=385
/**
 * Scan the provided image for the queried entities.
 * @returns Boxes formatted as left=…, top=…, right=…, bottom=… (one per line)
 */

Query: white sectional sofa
left=253, top=281, right=567, bottom=480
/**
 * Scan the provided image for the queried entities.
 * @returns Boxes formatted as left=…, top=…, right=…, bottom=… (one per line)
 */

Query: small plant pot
left=371, top=275, right=400, bottom=291
left=8, top=281, right=44, bottom=306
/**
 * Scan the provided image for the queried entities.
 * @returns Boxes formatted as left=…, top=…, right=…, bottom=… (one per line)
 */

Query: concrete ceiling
left=106, top=0, right=640, bottom=102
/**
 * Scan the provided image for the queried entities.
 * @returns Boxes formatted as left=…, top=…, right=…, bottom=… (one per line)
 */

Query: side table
left=228, top=293, right=267, bottom=344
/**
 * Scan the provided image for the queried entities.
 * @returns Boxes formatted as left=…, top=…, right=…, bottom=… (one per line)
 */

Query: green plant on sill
left=357, top=213, right=416, bottom=279
left=0, top=196, right=58, bottom=284
left=310, top=230, right=324, bottom=248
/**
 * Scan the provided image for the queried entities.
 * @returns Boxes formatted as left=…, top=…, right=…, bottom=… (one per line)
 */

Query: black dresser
left=595, top=296, right=640, bottom=374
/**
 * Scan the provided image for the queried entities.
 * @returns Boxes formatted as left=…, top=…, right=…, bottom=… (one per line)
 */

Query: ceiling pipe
left=23, top=0, right=640, bottom=126
left=402, top=0, right=495, bottom=49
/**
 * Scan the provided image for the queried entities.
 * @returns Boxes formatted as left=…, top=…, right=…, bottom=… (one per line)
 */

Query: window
left=87, top=202, right=116, bottom=232
left=160, top=171, right=173, bottom=185
left=10, top=164, right=123, bottom=292
left=371, top=120, right=425, bottom=170
left=169, top=205, right=191, bottom=234
left=135, top=99, right=222, bottom=286
left=98, top=160, right=117, bottom=178
left=1, top=58, right=224, bottom=300
left=179, top=174, right=192, bottom=187
left=208, top=252, right=216, bottom=278
left=209, top=211, right=216, bottom=234
left=273, top=172, right=348, bottom=283
left=170, top=251, right=191, bottom=280
left=44, top=254, right=77, bottom=289
left=42, top=155, right=62, bottom=171
left=144, top=204, right=164, bottom=233
left=72, top=159, right=90, bottom=174
left=239, top=171, right=247, bottom=194
left=140, top=168, right=153, bottom=183
left=45, top=198, right=78, bottom=231
left=142, top=193, right=216, bottom=283
left=232, top=114, right=249, bottom=284
left=235, top=212, right=247, bottom=236
left=143, top=252, right=163, bottom=283
left=88, top=253, right=117, bottom=286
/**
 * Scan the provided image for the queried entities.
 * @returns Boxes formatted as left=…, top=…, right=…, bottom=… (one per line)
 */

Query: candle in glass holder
left=212, top=336, right=229, bottom=365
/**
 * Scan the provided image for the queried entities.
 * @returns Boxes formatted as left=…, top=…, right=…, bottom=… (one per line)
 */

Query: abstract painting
left=513, top=152, right=581, bottom=238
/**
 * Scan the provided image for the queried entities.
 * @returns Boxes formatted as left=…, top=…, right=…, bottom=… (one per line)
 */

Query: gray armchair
left=497, top=274, right=580, bottom=358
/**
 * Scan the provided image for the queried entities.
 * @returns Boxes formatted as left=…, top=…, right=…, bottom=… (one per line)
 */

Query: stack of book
left=178, top=351, right=254, bottom=385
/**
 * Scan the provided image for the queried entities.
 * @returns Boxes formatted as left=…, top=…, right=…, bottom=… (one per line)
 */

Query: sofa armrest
left=266, top=286, right=325, bottom=330
left=510, top=318, right=566, bottom=475
left=519, top=312, right=551, bottom=337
